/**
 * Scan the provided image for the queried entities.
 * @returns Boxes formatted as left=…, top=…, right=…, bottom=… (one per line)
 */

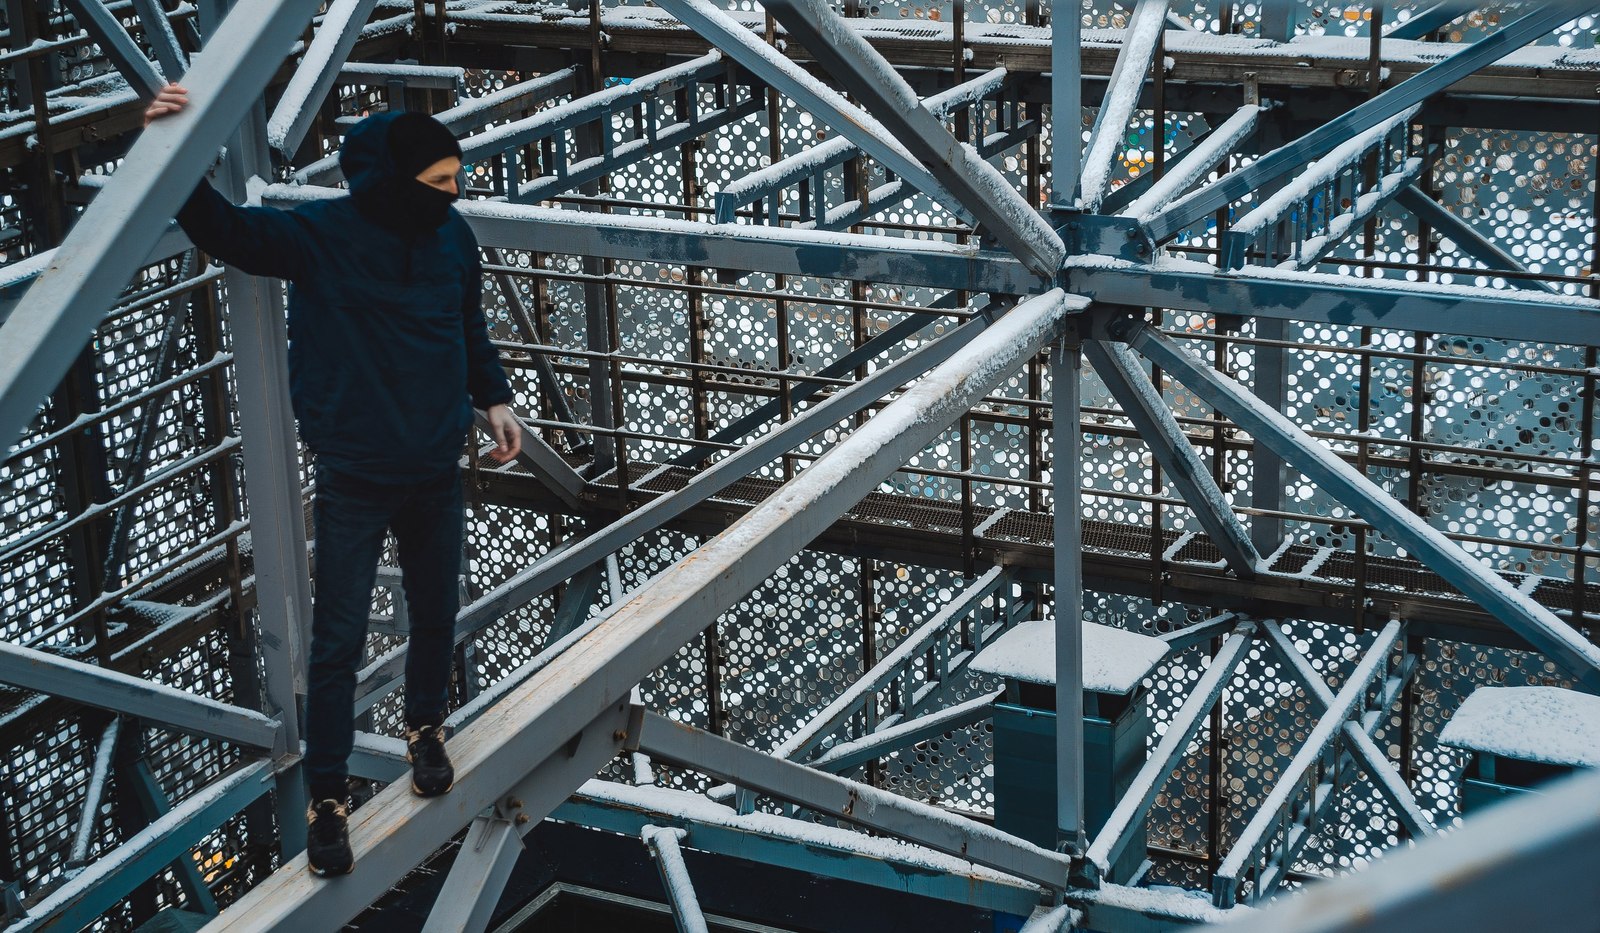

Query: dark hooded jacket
left=176, top=112, right=513, bottom=481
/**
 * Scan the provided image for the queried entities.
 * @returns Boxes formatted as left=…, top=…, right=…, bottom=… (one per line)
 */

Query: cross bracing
left=1, top=0, right=1599, bottom=930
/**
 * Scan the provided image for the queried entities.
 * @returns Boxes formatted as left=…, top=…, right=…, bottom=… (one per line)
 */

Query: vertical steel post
left=1052, top=336, right=1084, bottom=855
left=218, top=94, right=311, bottom=856
left=1050, top=0, right=1082, bottom=206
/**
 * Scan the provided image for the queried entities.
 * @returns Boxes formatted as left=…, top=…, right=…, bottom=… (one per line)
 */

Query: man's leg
left=304, top=465, right=391, bottom=803
left=391, top=464, right=465, bottom=795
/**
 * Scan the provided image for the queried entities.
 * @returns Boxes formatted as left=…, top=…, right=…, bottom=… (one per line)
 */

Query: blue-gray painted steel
left=1084, top=624, right=1255, bottom=882
left=420, top=816, right=524, bottom=933
left=1065, top=261, right=1600, bottom=345
left=635, top=710, right=1072, bottom=889
left=472, top=408, right=585, bottom=508
left=762, top=0, right=1065, bottom=278
left=1050, top=0, right=1082, bottom=205
left=1145, top=4, right=1594, bottom=242
left=552, top=791, right=1045, bottom=916
left=265, top=0, right=383, bottom=158
left=1258, top=621, right=1435, bottom=839
left=1077, top=0, right=1169, bottom=212
left=203, top=290, right=1076, bottom=930
left=642, top=826, right=710, bottom=933
left=1084, top=339, right=1261, bottom=577
left=0, top=0, right=324, bottom=447
left=0, top=641, right=279, bottom=750
left=60, top=0, right=166, bottom=96
left=1053, top=338, right=1086, bottom=853
left=129, top=0, right=187, bottom=79
left=1214, top=619, right=1405, bottom=906
left=1203, top=768, right=1600, bottom=933
left=1124, top=319, right=1600, bottom=692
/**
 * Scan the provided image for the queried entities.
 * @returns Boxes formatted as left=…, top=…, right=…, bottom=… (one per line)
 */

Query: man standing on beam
left=145, top=83, right=522, bottom=876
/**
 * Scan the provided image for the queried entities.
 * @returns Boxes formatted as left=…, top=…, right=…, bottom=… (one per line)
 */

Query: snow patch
left=971, top=618, right=1167, bottom=694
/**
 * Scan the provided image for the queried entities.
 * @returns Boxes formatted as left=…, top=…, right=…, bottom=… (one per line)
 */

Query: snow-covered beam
left=60, top=0, right=165, bottom=97
left=1258, top=620, right=1436, bottom=840
left=1214, top=619, right=1406, bottom=907
left=1084, top=339, right=1261, bottom=578
left=265, top=0, right=383, bottom=158
left=653, top=0, right=969, bottom=228
left=642, top=826, right=710, bottom=933
left=1077, top=0, right=1169, bottom=213
left=1121, top=104, right=1262, bottom=221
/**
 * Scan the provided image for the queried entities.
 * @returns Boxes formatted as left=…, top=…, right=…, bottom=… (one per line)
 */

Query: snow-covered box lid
left=971, top=619, right=1168, bottom=694
left=1438, top=686, right=1600, bottom=770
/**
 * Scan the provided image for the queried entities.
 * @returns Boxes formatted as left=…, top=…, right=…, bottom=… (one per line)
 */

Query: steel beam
left=0, top=641, right=279, bottom=750
left=420, top=816, right=523, bottom=933
left=1053, top=337, right=1085, bottom=853
left=634, top=711, right=1071, bottom=890
left=204, top=288, right=1076, bottom=929
left=1050, top=0, right=1082, bottom=204
left=267, top=185, right=1042, bottom=296
left=1208, top=768, right=1600, bottom=933
left=1083, top=623, right=1255, bottom=882
left=0, top=0, right=323, bottom=447
left=713, top=68, right=1009, bottom=226
left=60, top=0, right=165, bottom=96
left=1258, top=621, right=1435, bottom=839
left=554, top=782, right=1045, bottom=916
left=808, top=691, right=1000, bottom=774
left=1077, top=0, right=1169, bottom=212
left=129, top=0, right=186, bottom=79
left=1122, top=318, right=1600, bottom=692
left=1145, top=3, right=1594, bottom=242
left=1065, top=260, right=1600, bottom=346
left=762, top=0, right=1065, bottom=278
left=265, top=0, right=383, bottom=157
left=1393, top=183, right=1560, bottom=294
left=1084, top=339, right=1261, bottom=577
left=1121, top=104, right=1263, bottom=221
left=651, top=0, right=968, bottom=224
left=641, top=826, right=709, bottom=933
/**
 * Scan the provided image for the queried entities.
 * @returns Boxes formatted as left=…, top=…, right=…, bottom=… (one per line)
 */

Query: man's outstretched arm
left=148, top=84, right=313, bottom=281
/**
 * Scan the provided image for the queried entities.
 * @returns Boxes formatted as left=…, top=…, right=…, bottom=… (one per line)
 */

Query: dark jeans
left=304, top=463, right=464, bottom=802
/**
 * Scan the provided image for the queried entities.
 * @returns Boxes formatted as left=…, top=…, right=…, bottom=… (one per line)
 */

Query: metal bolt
left=613, top=729, right=628, bottom=741
left=508, top=798, right=523, bottom=809
left=516, top=813, right=530, bottom=825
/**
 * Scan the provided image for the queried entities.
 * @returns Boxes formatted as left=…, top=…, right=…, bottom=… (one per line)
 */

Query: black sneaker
left=406, top=724, right=455, bottom=797
left=306, top=799, right=353, bottom=876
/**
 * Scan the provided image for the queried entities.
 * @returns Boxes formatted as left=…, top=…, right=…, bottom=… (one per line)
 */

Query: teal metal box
left=992, top=687, right=1151, bottom=883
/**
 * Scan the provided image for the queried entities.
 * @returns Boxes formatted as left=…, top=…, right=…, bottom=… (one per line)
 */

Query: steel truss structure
left=1, top=0, right=1599, bottom=930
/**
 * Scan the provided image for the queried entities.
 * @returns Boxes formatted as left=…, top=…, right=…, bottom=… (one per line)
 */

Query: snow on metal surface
left=1439, top=686, right=1600, bottom=769
left=971, top=618, right=1168, bottom=694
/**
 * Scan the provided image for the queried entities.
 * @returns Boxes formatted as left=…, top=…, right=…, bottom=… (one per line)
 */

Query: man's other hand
left=485, top=404, right=522, bottom=464
left=144, top=83, right=188, bottom=127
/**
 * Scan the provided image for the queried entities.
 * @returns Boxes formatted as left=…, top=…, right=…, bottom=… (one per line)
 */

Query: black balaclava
left=340, top=111, right=464, bottom=235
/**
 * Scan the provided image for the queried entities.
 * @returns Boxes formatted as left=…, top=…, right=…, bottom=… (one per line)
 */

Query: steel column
left=420, top=815, right=524, bottom=933
left=1052, top=336, right=1085, bottom=854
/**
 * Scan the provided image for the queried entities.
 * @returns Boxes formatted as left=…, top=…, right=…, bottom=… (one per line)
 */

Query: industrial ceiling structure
left=1, top=0, right=1599, bottom=930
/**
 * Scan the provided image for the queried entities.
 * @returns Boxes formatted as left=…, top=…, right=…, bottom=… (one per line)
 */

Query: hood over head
left=339, top=112, right=464, bottom=233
